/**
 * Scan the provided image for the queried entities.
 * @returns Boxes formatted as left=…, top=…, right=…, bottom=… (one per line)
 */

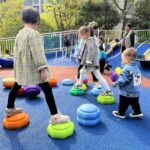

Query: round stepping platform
left=24, top=85, right=41, bottom=98
left=91, top=88, right=104, bottom=96
left=62, top=79, right=74, bottom=86
left=77, top=104, right=100, bottom=126
left=3, top=112, right=29, bottom=130
left=48, top=78, right=57, bottom=87
left=47, top=121, right=74, bottom=139
left=69, top=87, right=85, bottom=96
left=2, top=77, right=14, bottom=89
left=97, top=95, right=115, bottom=105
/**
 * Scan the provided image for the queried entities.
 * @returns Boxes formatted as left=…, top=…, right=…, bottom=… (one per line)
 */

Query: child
left=3, top=49, right=13, bottom=60
left=74, top=26, right=112, bottom=96
left=99, top=44, right=107, bottom=73
left=75, top=35, right=101, bottom=88
left=64, top=35, right=70, bottom=57
left=99, top=37, right=112, bottom=73
left=4, top=7, right=70, bottom=125
left=88, top=22, right=101, bottom=88
left=112, top=48, right=143, bottom=118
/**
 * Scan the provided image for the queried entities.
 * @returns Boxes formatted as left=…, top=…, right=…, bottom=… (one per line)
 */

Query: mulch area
left=0, top=66, right=150, bottom=88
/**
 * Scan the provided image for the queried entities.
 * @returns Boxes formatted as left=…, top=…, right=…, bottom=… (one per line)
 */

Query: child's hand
left=111, top=82, right=116, bottom=87
left=40, top=69, right=47, bottom=81
left=86, top=61, right=92, bottom=66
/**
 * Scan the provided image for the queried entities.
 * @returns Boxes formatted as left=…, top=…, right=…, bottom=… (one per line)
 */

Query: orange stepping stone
left=2, top=77, right=14, bottom=89
left=48, top=78, right=57, bottom=87
left=3, top=112, right=29, bottom=130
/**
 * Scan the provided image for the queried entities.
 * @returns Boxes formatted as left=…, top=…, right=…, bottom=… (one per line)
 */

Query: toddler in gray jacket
left=74, top=26, right=112, bottom=96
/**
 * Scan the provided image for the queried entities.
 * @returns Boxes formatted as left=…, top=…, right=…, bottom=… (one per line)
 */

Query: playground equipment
left=106, top=40, right=118, bottom=55
left=0, top=58, right=13, bottom=68
left=138, top=48, right=150, bottom=68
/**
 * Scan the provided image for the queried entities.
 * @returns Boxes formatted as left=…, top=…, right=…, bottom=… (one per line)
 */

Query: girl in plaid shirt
left=4, top=7, right=70, bottom=125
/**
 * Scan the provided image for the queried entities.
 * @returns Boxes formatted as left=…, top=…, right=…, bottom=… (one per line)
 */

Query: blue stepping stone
left=91, top=87, right=104, bottom=96
left=62, top=79, right=74, bottom=86
left=77, top=104, right=100, bottom=126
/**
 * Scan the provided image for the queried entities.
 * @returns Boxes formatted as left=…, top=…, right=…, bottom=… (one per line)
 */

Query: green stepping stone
left=70, top=87, right=85, bottom=96
left=97, top=95, right=115, bottom=105
left=47, top=121, right=74, bottom=139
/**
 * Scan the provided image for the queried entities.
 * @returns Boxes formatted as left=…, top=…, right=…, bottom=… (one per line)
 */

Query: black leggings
left=7, top=82, right=58, bottom=115
left=99, top=59, right=106, bottom=73
left=77, top=64, right=98, bottom=82
left=118, top=95, right=142, bottom=116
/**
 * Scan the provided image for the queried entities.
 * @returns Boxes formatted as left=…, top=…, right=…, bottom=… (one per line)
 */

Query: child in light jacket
left=4, top=7, right=70, bottom=125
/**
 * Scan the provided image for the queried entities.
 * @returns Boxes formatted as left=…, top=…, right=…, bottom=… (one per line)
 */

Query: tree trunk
left=121, top=0, right=128, bottom=37
left=121, top=12, right=126, bottom=37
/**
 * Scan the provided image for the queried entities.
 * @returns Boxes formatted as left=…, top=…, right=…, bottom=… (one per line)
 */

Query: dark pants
left=77, top=64, right=98, bottom=82
left=121, top=46, right=126, bottom=53
left=99, top=59, right=106, bottom=73
left=7, top=82, right=58, bottom=115
left=118, top=95, right=142, bottom=116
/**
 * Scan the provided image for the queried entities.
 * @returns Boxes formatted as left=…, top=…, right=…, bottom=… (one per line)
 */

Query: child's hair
left=99, top=44, right=104, bottom=51
left=126, top=23, right=132, bottom=29
left=99, top=36, right=104, bottom=43
left=88, top=22, right=98, bottom=30
left=6, top=49, right=10, bottom=54
left=22, top=7, right=40, bottom=24
left=89, top=27, right=94, bottom=37
left=122, top=48, right=137, bottom=61
left=78, top=26, right=90, bottom=35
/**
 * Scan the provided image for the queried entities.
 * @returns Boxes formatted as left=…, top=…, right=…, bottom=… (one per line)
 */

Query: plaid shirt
left=14, top=28, right=49, bottom=85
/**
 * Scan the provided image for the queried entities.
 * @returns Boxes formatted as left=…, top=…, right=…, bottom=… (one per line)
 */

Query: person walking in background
left=121, top=23, right=135, bottom=53
left=64, top=35, right=71, bottom=57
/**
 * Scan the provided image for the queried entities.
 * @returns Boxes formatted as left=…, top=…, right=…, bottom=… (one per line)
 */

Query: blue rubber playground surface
left=0, top=44, right=150, bottom=150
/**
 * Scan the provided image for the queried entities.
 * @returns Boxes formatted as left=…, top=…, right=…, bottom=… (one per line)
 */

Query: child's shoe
left=4, top=107, right=23, bottom=117
left=129, top=112, right=143, bottom=118
left=105, top=64, right=112, bottom=71
left=49, top=113, right=70, bottom=124
left=93, top=82, right=102, bottom=89
left=73, top=83, right=83, bottom=90
left=112, top=111, right=125, bottom=119
left=101, top=90, right=113, bottom=96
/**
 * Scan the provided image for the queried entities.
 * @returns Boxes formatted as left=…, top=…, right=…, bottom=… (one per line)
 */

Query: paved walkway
left=0, top=66, right=150, bottom=87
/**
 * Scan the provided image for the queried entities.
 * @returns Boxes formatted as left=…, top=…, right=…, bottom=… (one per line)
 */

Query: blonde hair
left=122, top=48, right=137, bottom=61
left=78, top=26, right=90, bottom=35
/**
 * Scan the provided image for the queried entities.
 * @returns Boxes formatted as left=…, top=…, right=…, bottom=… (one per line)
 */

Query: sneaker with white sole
left=73, top=83, right=83, bottom=90
left=129, top=112, right=143, bottom=118
left=93, top=82, right=102, bottom=89
left=4, top=107, right=23, bottom=117
left=101, top=90, right=113, bottom=96
left=49, top=113, right=70, bottom=124
left=112, top=111, right=125, bottom=119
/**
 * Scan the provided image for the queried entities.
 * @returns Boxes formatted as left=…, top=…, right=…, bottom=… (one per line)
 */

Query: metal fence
left=0, top=29, right=149, bottom=55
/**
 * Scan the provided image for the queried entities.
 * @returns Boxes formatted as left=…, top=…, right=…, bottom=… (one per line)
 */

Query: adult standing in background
left=121, top=23, right=135, bottom=53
